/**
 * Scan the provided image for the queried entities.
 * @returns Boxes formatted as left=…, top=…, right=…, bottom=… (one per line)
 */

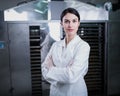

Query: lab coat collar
left=61, top=35, right=81, bottom=48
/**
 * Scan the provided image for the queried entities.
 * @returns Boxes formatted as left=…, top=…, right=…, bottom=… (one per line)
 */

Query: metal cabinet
left=0, top=22, right=46, bottom=96
left=0, top=21, right=108, bottom=96
left=0, top=22, right=32, bottom=96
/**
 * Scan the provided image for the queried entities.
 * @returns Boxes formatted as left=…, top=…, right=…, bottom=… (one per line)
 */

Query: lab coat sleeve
left=41, top=42, right=58, bottom=84
left=45, top=42, right=90, bottom=84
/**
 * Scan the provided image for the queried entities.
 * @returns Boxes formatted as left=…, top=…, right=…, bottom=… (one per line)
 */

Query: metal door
left=8, top=22, right=32, bottom=96
left=0, top=22, right=11, bottom=96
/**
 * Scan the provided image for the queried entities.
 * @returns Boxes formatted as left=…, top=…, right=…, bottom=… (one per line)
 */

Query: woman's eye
left=73, top=20, right=77, bottom=23
left=64, top=20, right=69, bottom=23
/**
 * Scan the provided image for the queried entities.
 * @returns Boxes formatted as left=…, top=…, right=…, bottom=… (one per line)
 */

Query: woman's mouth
left=67, top=29, right=74, bottom=32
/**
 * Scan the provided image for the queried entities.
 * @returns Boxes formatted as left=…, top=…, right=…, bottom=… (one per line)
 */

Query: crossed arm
left=42, top=43, right=90, bottom=84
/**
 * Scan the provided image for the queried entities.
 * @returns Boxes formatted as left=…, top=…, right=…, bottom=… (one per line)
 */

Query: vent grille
left=29, top=26, right=42, bottom=96
left=78, top=22, right=106, bottom=96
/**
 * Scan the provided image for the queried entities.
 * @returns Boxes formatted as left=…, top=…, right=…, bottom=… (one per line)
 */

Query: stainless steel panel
left=0, top=11, right=4, bottom=21
left=0, top=22, right=11, bottom=96
left=8, top=23, right=32, bottom=96
left=108, top=21, right=120, bottom=96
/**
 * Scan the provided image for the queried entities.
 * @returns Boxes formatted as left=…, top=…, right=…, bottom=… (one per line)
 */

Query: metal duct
left=4, top=0, right=108, bottom=21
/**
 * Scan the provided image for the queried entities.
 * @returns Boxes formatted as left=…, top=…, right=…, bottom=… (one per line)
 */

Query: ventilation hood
left=4, top=0, right=108, bottom=21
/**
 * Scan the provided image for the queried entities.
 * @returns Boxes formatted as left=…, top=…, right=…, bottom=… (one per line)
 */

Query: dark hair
left=60, top=7, right=80, bottom=22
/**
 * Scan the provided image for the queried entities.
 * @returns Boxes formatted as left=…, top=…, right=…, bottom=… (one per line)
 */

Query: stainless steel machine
left=1, top=0, right=119, bottom=96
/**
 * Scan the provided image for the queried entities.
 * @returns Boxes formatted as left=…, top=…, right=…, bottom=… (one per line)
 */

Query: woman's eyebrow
left=64, top=19, right=69, bottom=21
left=73, top=18, right=78, bottom=20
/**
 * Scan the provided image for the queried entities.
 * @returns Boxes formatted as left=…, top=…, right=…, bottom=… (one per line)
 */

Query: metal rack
left=29, top=26, right=42, bottom=96
left=78, top=22, right=106, bottom=96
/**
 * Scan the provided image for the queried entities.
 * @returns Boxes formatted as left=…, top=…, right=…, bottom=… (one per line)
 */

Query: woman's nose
left=68, top=22, right=73, bottom=27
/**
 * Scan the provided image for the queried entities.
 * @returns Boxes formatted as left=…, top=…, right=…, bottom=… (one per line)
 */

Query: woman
left=42, top=8, right=90, bottom=96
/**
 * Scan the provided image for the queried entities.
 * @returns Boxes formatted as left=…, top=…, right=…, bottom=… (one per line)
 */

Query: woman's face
left=61, top=13, right=80, bottom=37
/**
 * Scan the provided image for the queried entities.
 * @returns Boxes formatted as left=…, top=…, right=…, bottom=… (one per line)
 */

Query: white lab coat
left=42, top=35, right=90, bottom=96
